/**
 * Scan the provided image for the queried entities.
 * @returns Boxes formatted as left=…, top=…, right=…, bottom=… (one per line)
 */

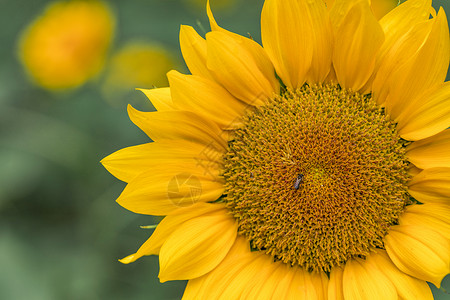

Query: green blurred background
left=1, top=0, right=449, bottom=299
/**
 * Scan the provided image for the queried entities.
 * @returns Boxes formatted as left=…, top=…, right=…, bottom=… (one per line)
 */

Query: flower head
left=19, top=0, right=115, bottom=91
left=102, top=0, right=450, bottom=298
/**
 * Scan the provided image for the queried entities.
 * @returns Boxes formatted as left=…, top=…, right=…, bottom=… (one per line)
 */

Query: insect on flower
left=294, top=174, right=304, bottom=189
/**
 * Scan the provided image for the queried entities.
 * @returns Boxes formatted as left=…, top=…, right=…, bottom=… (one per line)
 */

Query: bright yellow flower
left=19, top=0, right=115, bottom=91
left=102, top=0, right=450, bottom=299
left=101, top=42, right=176, bottom=106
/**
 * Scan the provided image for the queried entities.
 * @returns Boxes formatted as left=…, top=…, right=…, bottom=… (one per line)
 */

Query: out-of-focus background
left=0, top=0, right=449, bottom=299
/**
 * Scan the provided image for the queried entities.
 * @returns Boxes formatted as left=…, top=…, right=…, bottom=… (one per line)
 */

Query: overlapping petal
left=342, top=257, right=397, bottom=300
left=261, top=0, right=314, bottom=88
left=397, top=82, right=450, bottom=141
left=326, top=0, right=400, bottom=20
left=310, top=271, right=329, bottom=300
left=328, top=266, right=345, bottom=300
left=179, top=25, right=213, bottom=80
left=137, top=87, right=175, bottom=111
left=251, top=263, right=293, bottom=300
left=306, top=1, right=334, bottom=84
left=205, top=30, right=279, bottom=106
left=370, top=0, right=400, bottom=20
left=408, top=168, right=450, bottom=204
left=159, top=207, right=238, bottom=282
left=384, top=225, right=450, bottom=287
left=287, top=268, right=320, bottom=299
left=101, top=140, right=220, bottom=183
left=407, top=129, right=450, bottom=169
left=381, top=8, right=449, bottom=120
left=182, top=236, right=250, bottom=300
left=372, top=18, right=433, bottom=106
left=120, top=203, right=225, bottom=264
left=116, top=162, right=224, bottom=216
left=167, top=70, right=248, bottom=129
left=378, top=0, right=432, bottom=61
left=194, top=252, right=272, bottom=299
left=400, top=203, right=450, bottom=239
left=184, top=247, right=326, bottom=299
left=128, top=105, right=227, bottom=148
left=367, top=250, right=433, bottom=300
left=182, top=235, right=251, bottom=300
left=331, top=0, right=385, bottom=91
left=370, top=0, right=432, bottom=100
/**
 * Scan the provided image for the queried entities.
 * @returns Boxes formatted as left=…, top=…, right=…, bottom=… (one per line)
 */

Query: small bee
left=294, top=174, right=304, bottom=189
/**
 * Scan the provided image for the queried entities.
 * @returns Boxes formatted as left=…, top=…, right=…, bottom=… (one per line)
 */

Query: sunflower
left=102, top=0, right=450, bottom=298
left=18, top=0, right=115, bottom=91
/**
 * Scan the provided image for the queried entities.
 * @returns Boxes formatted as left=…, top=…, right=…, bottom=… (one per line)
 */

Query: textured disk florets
left=223, top=83, right=411, bottom=273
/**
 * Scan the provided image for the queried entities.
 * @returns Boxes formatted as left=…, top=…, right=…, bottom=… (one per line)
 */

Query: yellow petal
left=407, top=129, right=450, bottom=169
left=179, top=25, right=214, bottom=80
left=379, top=0, right=431, bottom=57
left=205, top=31, right=279, bottom=106
left=254, top=263, right=294, bottom=300
left=101, top=140, right=217, bottom=183
left=286, top=268, right=318, bottom=300
left=372, top=18, right=433, bottom=106
left=400, top=203, right=450, bottom=239
left=332, top=0, right=385, bottom=91
left=328, top=266, right=345, bottom=300
left=330, top=0, right=400, bottom=20
left=206, top=0, right=223, bottom=32
left=237, top=256, right=279, bottom=300
left=206, top=0, right=280, bottom=104
left=408, top=167, right=450, bottom=204
left=167, top=70, right=248, bottom=129
left=158, top=209, right=237, bottom=282
left=384, top=9, right=450, bottom=120
left=182, top=235, right=251, bottom=299
left=219, top=255, right=276, bottom=299
left=310, top=271, right=329, bottom=300
left=196, top=252, right=269, bottom=299
left=384, top=224, right=450, bottom=287
left=182, top=278, right=204, bottom=300
left=367, top=250, right=433, bottom=300
left=137, top=87, right=175, bottom=111
left=127, top=105, right=226, bottom=148
left=342, top=257, right=397, bottom=300
left=261, top=0, right=314, bottom=88
left=371, top=0, right=432, bottom=102
left=397, top=82, right=450, bottom=141
left=370, top=0, right=399, bottom=20
left=116, top=162, right=224, bottom=215
left=409, top=165, right=423, bottom=177
left=306, top=0, right=334, bottom=83
left=119, top=203, right=225, bottom=264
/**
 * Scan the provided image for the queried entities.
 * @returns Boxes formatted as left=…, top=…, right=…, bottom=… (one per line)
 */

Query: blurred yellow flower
left=104, top=42, right=175, bottom=90
left=18, top=0, right=115, bottom=91
left=101, top=42, right=176, bottom=107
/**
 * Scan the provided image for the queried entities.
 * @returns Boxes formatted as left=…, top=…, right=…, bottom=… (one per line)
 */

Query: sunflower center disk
left=223, top=83, right=411, bottom=273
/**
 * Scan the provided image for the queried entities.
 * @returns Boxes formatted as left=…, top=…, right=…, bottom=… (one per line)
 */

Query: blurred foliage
left=1, top=0, right=450, bottom=299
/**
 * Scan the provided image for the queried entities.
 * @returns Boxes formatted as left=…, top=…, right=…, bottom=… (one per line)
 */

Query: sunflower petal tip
left=206, top=0, right=220, bottom=31
left=119, top=254, right=136, bottom=264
